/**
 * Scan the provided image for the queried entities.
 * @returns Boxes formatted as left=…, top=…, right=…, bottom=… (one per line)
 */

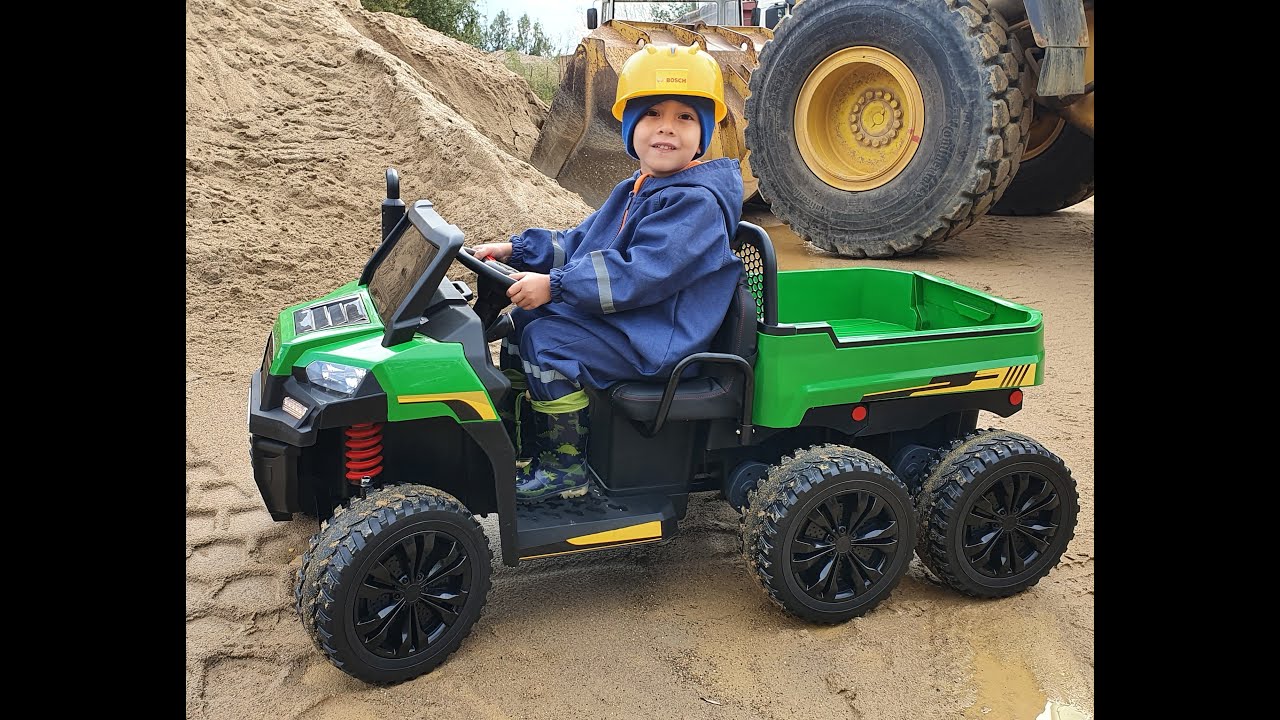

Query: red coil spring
left=344, top=422, right=384, bottom=483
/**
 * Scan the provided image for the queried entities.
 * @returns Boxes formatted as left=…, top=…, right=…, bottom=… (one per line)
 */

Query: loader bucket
left=530, top=21, right=772, bottom=208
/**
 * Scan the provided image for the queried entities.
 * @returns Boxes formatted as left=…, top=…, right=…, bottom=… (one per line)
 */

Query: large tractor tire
left=745, top=0, right=1032, bottom=258
left=742, top=444, right=915, bottom=623
left=296, top=484, right=492, bottom=684
left=989, top=112, right=1094, bottom=215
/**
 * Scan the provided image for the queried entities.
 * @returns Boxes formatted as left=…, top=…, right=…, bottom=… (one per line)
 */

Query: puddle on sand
left=962, top=650, right=1092, bottom=719
left=1037, top=700, right=1092, bottom=719
left=964, top=650, right=1047, bottom=719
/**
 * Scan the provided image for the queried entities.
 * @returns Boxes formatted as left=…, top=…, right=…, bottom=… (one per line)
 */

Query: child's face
left=633, top=99, right=702, bottom=178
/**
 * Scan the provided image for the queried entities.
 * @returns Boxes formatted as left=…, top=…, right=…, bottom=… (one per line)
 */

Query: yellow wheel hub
left=795, top=47, right=925, bottom=191
left=1022, top=109, right=1065, bottom=162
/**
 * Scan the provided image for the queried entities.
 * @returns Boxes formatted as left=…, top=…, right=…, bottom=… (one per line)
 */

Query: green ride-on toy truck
left=247, top=169, right=1079, bottom=684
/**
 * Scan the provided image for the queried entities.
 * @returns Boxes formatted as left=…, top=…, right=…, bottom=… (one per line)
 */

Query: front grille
left=293, top=295, right=369, bottom=335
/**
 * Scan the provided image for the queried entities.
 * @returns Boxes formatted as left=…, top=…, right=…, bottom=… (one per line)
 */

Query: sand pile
left=185, top=0, right=592, bottom=363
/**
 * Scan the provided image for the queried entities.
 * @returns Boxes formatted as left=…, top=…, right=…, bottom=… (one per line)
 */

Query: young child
left=472, top=43, right=744, bottom=503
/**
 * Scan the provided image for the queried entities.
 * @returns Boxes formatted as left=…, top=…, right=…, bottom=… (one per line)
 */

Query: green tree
left=516, top=13, right=532, bottom=53
left=458, top=9, right=484, bottom=46
left=359, top=1, right=483, bottom=45
left=529, top=24, right=554, bottom=57
left=486, top=10, right=512, bottom=51
left=361, top=1, right=563, bottom=57
left=362, top=0, right=407, bottom=12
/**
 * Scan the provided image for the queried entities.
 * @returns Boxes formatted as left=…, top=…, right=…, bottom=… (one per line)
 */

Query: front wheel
left=296, top=484, right=492, bottom=684
left=743, top=444, right=915, bottom=623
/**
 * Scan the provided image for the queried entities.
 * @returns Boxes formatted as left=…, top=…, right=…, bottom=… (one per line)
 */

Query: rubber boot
left=515, top=405, right=592, bottom=503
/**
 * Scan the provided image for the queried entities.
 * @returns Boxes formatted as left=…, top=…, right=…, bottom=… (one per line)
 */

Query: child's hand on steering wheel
left=471, top=242, right=513, bottom=262
left=508, top=272, right=551, bottom=309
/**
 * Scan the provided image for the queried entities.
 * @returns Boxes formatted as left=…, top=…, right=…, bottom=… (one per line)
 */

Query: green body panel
left=267, top=284, right=496, bottom=424
left=753, top=268, right=1044, bottom=428
left=372, top=338, right=496, bottom=423
left=267, top=281, right=372, bottom=375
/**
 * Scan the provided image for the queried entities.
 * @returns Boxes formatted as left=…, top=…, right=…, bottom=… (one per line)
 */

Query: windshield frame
left=358, top=199, right=465, bottom=347
left=599, top=1, right=743, bottom=25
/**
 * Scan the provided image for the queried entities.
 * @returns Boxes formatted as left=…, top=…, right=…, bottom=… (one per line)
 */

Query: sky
left=476, top=1, right=594, bottom=54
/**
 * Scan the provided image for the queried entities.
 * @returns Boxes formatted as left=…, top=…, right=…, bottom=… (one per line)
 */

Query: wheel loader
left=530, top=0, right=1094, bottom=259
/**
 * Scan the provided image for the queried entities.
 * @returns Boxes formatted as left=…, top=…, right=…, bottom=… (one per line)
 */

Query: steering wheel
left=456, top=247, right=519, bottom=341
left=457, top=246, right=518, bottom=288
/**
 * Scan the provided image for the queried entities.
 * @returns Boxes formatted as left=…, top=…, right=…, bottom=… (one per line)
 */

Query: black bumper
left=248, top=369, right=322, bottom=448
left=250, top=435, right=302, bottom=521
left=247, top=368, right=386, bottom=520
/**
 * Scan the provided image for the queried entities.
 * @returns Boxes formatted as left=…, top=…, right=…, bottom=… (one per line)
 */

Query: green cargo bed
left=751, top=267, right=1044, bottom=428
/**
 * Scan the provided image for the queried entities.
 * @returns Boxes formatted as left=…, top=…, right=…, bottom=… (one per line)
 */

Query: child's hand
left=507, top=272, right=551, bottom=310
left=471, top=242, right=513, bottom=262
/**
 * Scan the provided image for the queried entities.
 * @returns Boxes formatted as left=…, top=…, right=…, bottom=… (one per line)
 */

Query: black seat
left=610, top=279, right=757, bottom=422
left=608, top=222, right=777, bottom=429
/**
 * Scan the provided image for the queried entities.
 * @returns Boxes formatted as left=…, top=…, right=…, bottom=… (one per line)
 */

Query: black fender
left=1021, top=0, right=1090, bottom=97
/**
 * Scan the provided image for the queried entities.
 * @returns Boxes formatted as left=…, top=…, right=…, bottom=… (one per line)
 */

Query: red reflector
left=851, top=405, right=868, bottom=421
left=1009, top=389, right=1023, bottom=405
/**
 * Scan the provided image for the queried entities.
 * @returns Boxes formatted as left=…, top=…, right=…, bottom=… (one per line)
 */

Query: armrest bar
left=640, top=352, right=754, bottom=442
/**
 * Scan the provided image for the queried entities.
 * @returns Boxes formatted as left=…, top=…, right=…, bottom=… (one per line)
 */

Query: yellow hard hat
left=611, top=43, right=727, bottom=123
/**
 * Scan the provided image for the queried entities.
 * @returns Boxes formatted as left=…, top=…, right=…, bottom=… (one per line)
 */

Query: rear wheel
left=915, top=430, right=1078, bottom=597
left=745, top=0, right=1031, bottom=257
left=296, top=484, right=492, bottom=684
left=744, top=444, right=915, bottom=623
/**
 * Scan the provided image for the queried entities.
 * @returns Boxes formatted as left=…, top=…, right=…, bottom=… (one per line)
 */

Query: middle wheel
left=744, top=444, right=916, bottom=623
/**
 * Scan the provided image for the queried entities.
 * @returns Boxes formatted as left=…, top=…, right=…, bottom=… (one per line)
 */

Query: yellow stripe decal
left=396, top=390, right=497, bottom=420
left=863, top=364, right=1036, bottom=399
left=864, top=380, right=948, bottom=396
left=906, top=372, right=1006, bottom=397
left=521, top=538, right=662, bottom=560
left=566, top=520, right=662, bottom=546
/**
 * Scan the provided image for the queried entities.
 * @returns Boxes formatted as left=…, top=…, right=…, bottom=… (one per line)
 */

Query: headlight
left=305, top=361, right=368, bottom=395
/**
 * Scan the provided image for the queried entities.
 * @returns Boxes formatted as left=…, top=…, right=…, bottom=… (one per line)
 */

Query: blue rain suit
left=500, top=158, right=745, bottom=401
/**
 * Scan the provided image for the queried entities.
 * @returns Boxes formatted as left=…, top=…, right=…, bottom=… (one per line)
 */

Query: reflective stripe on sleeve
left=590, top=250, right=616, bottom=314
left=552, top=231, right=565, bottom=269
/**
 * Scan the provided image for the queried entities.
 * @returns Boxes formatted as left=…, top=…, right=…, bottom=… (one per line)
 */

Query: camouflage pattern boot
left=515, top=406, right=592, bottom=503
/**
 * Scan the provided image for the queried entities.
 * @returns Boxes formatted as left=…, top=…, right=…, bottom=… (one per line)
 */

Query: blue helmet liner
left=621, top=94, right=716, bottom=160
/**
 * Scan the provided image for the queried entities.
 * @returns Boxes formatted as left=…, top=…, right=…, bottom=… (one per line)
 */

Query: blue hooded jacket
left=509, top=157, right=744, bottom=378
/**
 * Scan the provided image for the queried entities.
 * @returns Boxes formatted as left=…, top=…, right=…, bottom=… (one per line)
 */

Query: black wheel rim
left=354, top=530, right=472, bottom=659
left=790, top=489, right=902, bottom=603
left=963, top=468, right=1063, bottom=578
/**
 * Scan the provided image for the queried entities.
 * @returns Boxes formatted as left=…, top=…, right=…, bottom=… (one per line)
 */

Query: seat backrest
left=708, top=278, right=759, bottom=365
left=729, top=221, right=779, bottom=326
left=705, top=221, right=779, bottom=366
left=602, top=224, right=772, bottom=428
